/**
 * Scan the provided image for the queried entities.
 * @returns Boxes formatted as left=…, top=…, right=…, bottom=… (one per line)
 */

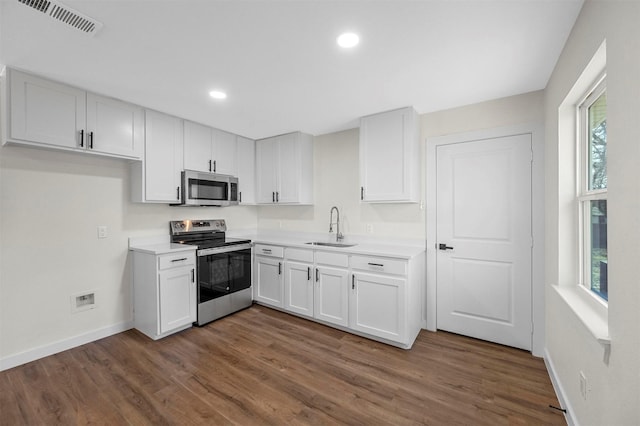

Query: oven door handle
left=197, top=243, right=253, bottom=256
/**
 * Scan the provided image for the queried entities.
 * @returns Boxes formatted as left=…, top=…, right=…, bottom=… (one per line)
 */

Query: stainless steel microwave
left=176, top=170, right=239, bottom=206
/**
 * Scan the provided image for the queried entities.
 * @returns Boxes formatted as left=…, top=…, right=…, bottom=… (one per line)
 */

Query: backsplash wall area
left=257, top=127, right=426, bottom=242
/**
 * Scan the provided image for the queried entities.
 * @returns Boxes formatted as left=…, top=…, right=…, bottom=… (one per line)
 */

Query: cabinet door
left=183, top=121, right=212, bottom=172
left=255, top=137, right=279, bottom=204
left=277, top=133, right=300, bottom=203
left=360, top=108, right=413, bottom=202
left=86, top=93, right=143, bottom=159
left=350, top=272, right=406, bottom=343
left=254, top=256, right=283, bottom=307
left=284, top=261, right=314, bottom=318
left=9, top=70, right=85, bottom=149
left=159, top=266, right=196, bottom=334
left=144, top=110, right=184, bottom=202
left=212, top=129, right=237, bottom=175
left=315, top=266, right=349, bottom=327
left=236, top=136, right=256, bottom=204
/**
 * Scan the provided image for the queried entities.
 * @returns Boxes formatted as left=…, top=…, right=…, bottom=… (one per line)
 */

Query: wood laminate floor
left=0, top=305, right=565, bottom=425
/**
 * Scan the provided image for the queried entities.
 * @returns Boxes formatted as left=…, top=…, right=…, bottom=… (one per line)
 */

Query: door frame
left=425, top=123, right=545, bottom=356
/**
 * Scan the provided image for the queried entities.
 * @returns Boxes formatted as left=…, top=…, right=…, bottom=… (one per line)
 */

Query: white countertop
left=128, top=235, right=197, bottom=255
left=128, top=231, right=425, bottom=259
left=242, top=232, right=425, bottom=260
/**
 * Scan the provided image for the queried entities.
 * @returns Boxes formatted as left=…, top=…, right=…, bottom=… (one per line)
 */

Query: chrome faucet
left=329, top=206, right=344, bottom=242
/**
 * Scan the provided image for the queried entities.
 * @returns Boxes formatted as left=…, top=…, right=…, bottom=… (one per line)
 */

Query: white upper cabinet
left=4, top=68, right=143, bottom=160
left=256, top=136, right=279, bottom=204
left=86, top=93, right=144, bottom=158
left=255, top=132, right=313, bottom=205
left=184, top=121, right=238, bottom=175
left=212, top=129, right=237, bottom=176
left=183, top=121, right=212, bottom=173
left=359, top=107, right=420, bottom=202
left=236, top=136, right=256, bottom=205
left=131, top=110, right=184, bottom=203
left=7, top=70, right=85, bottom=149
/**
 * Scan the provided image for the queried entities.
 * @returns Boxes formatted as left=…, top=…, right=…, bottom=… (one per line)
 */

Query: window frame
left=576, top=74, right=607, bottom=303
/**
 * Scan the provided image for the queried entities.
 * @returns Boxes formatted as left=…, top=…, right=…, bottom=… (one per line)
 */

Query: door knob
left=438, top=243, right=454, bottom=250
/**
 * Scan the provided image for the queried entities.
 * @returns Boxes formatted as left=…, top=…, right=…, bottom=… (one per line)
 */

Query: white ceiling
left=0, top=0, right=583, bottom=140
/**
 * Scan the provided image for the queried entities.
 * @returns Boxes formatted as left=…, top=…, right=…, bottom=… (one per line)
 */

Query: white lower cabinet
left=254, top=244, right=284, bottom=308
left=159, top=264, right=197, bottom=333
left=350, top=272, right=406, bottom=343
left=255, top=244, right=423, bottom=349
left=315, top=266, right=349, bottom=327
left=284, top=261, right=314, bottom=317
left=284, top=248, right=314, bottom=317
left=133, top=250, right=196, bottom=340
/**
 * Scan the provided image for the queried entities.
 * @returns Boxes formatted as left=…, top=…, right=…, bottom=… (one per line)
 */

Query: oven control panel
left=170, top=219, right=227, bottom=235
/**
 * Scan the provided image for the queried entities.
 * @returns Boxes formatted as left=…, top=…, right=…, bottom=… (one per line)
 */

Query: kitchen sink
left=305, top=241, right=357, bottom=248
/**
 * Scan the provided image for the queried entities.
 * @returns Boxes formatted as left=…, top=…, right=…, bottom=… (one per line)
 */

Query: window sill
left=552, top=285, right=611, bottom=348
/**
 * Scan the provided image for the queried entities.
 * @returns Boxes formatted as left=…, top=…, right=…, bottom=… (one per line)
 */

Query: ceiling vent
left=18, top=0, right=103, bottom=36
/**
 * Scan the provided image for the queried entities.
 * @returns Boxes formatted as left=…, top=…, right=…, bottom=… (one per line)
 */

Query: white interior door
left=436, top=134, right=532, bottom=350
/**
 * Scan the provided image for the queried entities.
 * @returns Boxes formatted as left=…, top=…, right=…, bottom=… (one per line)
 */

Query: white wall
left=545, top=1, right=640, bottom=424
left=0, top=144, right=257, bottom=364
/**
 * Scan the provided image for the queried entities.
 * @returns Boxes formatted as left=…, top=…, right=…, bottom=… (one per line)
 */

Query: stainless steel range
left=170, top=219, right=252, bottom=325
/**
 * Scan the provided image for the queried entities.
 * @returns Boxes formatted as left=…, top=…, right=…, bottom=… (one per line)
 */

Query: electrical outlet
left=366, top=224, right=374, bottom=234
left=71, top=291, right=97, bottom=313
left=97, top=225, right=108, bottom=239
left=579, top=371, right=587, bottom=400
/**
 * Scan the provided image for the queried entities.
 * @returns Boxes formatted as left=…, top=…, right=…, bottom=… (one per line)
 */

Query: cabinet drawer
left=350, top=255, right=407, bottom=275
left=158, top=252, right=195, bottom=270
left=286, top=248, right=313, bottom=263
left=315, top=251, right=349, bottom=268
left=255, top=244, right=284, bottom=258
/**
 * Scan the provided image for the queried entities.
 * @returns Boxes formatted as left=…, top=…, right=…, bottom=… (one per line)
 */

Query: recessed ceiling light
left=209, top=90, right=227, bottom=100
left=337, top=32, right=359, bottom=48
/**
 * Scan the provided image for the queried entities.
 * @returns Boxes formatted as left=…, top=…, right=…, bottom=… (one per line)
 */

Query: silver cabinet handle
left=176, top=186, right=180, bottom=200
left=213, top=160, right=217, bottom=173
left=191, top=269, right=195, bottom=282
left=89, top=131, right=94, bottom=149
left=79, top=129, right=84, bottom=147
left=307, top=266, right=311, bottom=281
left=278, top=262, right=282, bottom=275
left=171, top=257, right=188, bottom=262
left=209, top=160, right=212, bottom=172
left=315, top=268, right=319, bottom=282
left=352, top=274, right=355, bottom=289
left=368, top=262, right=384, bottom=267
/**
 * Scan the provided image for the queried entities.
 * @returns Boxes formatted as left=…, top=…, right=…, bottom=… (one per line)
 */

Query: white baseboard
left=544, top=348, right=577, bottom=426
left=0, top=321, right=133, bottom=372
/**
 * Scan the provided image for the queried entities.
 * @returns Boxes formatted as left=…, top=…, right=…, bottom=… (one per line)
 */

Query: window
left=578, top=76, right=608, bottom=301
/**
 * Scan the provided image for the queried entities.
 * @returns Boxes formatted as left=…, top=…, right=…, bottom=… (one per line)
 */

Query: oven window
left=229, top=249, right=251, bottom=292
left=198, top=248, right=251, bottom=303
left=188, top=178, right=228, bottom=201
